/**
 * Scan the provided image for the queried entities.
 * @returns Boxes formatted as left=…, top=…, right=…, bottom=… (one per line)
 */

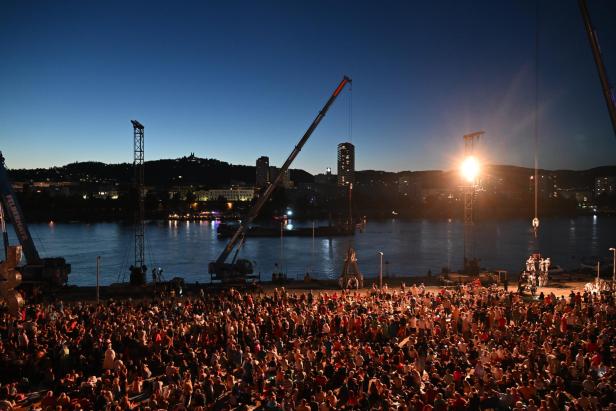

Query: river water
left=7, top=216, right=615, bottom=286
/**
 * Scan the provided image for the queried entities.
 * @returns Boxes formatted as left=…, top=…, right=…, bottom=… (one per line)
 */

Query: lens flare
left=461, top=156, right=480, bottom=183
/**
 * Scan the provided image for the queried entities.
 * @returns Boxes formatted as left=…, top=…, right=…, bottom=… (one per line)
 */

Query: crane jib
left=212, top=76, right=352, bottom=268
left=3, top=196, right=25, bottom=241
left=1, top=194, right=41, bottom=264
left=333, top=78, right=350, bottom=97
left=0, top=156, right=42, bottom=264
left=578, top=0, right=616, bottom=138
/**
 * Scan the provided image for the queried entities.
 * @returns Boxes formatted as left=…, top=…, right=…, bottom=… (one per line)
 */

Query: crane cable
left=533, top=0, right=540, bottom=240
left=347, top=81, right=353, bottom=143
left=346, top=82, right=355, bottom=250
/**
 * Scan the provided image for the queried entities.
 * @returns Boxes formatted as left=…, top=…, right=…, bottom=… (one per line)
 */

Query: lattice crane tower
left=131, top=120, right=145, bottom=279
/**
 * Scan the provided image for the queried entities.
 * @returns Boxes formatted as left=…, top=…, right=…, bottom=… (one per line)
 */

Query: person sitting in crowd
left=0, top=284, right=614, bottom=410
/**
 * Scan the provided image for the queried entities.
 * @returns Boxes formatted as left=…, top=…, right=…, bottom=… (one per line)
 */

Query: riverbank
left=46, top=272, right=605, bottom=303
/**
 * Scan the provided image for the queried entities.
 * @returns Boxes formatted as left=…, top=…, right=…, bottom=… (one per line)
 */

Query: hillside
left=7, top=155, right=616, bottom=190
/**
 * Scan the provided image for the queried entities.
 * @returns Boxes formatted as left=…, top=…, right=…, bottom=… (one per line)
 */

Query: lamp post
left=610, top=247, right=616, bottom=283
left=378, top=251, right=384, bottom=289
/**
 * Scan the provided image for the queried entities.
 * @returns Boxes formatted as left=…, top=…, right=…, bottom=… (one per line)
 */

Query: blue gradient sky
left=1, top=1, right=615, bottom=174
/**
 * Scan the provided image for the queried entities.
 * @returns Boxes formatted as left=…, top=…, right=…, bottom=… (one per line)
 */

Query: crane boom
left=0, top=152, right=42, bottom=265
left=578, top=0, right=616, bottom=138
left=210, top=76, right=352, bottom=276
left=0, top=151, right=70, bottom=288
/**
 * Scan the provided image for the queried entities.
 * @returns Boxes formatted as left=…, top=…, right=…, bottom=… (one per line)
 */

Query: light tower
left=461, top=131, right=484, bottom=272
left=130, top=120, right=146, bottom=285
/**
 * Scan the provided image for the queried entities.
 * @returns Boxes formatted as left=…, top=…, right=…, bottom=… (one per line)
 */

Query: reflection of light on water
left=568, top=220, right=576, bottom=236
left=28, top=217, right=616, bottom=286
left=319, top=238, right=336, bottom=279
left=591, top=215, right=598, bottom=255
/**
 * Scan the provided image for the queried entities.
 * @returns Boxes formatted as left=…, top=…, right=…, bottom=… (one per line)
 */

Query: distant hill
left=485, top=164, right=616, bottom=190
left=8, top=155, right=272, bottom=188
left=6, top=155, right=616, bottom=189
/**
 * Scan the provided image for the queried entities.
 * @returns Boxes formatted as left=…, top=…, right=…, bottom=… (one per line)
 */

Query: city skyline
left=1, top=1, right=616, bottom=174
left=5, top=148, right=616, bottom=174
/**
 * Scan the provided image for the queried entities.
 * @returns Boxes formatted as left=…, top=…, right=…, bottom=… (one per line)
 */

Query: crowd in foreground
left=0, top=283, right=615, bottom=410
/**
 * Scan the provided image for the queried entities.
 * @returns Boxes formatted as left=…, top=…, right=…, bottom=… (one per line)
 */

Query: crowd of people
left=0, top=282, right=614, bottom=410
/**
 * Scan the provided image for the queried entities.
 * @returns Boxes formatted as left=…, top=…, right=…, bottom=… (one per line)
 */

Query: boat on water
left=216, top=222, right=354, bottom=239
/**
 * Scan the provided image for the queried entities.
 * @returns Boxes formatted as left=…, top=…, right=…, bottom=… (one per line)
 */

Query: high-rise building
left=256, top=156, right=270, bottom=188
left=337, top=142, right=355, bottom=187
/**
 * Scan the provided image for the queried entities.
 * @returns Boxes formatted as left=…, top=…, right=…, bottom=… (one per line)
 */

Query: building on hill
left=269, top=166, right=293, bottom=189
left=315, top=167, right=336, bottom=185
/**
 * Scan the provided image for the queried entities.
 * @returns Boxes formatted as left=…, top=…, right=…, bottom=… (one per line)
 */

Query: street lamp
left=610, top=247, right=616, bottom=283
left=378, top=251, right=384, bottom=289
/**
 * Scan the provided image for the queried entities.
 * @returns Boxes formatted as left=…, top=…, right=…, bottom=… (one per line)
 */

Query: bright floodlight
left=461, top=156, right=480, bottom=183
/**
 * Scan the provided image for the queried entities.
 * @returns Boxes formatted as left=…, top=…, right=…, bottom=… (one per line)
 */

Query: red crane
left=209, top=76, right=352, bottom=283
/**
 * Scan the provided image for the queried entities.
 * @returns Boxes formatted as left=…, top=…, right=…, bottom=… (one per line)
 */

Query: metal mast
left=462, top=131, right=484, bottom=268
left=131, top=120, right=145, bottom=273
left=463, top=132, right=483, bottom=224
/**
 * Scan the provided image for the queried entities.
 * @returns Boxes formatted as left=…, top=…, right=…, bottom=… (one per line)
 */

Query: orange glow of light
left=460, top=156, right=480, bottom=183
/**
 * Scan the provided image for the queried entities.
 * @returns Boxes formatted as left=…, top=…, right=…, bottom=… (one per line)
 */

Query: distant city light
left=286, top=209, right=293, bottom=216
left=461, top=156, right=480, bottom=183
left=532, top=217, right=540, bottom=229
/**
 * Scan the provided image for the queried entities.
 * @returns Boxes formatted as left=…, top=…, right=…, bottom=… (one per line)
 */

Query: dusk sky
left=1, top=1, right=615, bottom=174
